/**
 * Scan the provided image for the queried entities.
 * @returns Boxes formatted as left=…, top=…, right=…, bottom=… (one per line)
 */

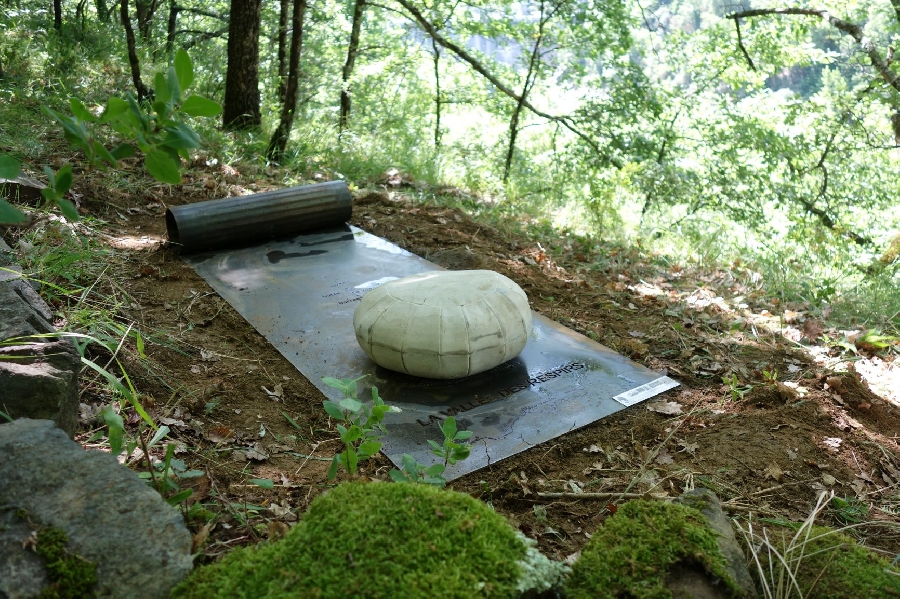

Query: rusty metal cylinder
left=166, top=181, right=352, bottom=253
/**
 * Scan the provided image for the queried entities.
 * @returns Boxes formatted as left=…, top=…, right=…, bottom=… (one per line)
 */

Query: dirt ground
left=21, top=167, right=900, bottom=564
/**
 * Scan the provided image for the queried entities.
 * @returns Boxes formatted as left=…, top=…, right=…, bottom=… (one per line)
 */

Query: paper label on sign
left=614, top=376, right=680, bottom=407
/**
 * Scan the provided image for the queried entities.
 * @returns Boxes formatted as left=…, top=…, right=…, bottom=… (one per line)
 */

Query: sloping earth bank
left=58, top=176, right=900, bottom=562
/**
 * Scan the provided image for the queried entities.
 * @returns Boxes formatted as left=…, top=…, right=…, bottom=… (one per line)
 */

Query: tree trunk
left=94, top=0, right=109, bottom=22
left=276, top=0, right=290, bottom=106
left=223, top=0, right=262, bottom=129
left=135, top=0, right=158, bottom=43
left=431, top=37, right=441, bottom=149
left=121, top=0, right=152, bottom=101
left=339, top=0, right=365, bottom=130
left=165, top=0, right=179, bottom=54
left=267, top=0, right=306, bottom=161
left=53, top=0, right=62, bottom=31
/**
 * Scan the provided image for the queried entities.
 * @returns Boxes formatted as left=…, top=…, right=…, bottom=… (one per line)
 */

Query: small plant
left=762, top=369, right=778, bottom=384
left=0, top=49, right=221, bottom=225
left=830, top=495, right=869, bottom=524
left=722, top=372, right=753, bottom=402
left=389, top=416, right=473, bottom=486
left=322, top=376, right=400, bottom=480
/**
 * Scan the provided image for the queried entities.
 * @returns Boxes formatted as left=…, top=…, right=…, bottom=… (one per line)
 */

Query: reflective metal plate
left=183, top=225, right=679, bottom=479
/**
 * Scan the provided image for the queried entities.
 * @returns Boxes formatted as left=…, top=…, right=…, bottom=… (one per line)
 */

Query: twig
left=536, top=491, right=669, bottom=500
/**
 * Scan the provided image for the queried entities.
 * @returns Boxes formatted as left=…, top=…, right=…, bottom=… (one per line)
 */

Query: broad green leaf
left=110, top=143, right=136, bottom=159
left=180, top=95, right=222, bottom=117
left=93, top=141, right=118, bottom=168
left=41, top=187, right=60, bottom=204
left=323, top=400, right=344, bottom=420
left=455, top=430, right=473, bottom=440
left=162, top=123, right=201, bottom=149
left=174, top=49, right=194, bottom=91
left=147, top=425, right=171, bottom=447
left=357, top=440, right=381, bottom=458
left=166, top=489, right=193, bottom=505
left=56, top=198, right=79, bottom=221
left=154, top=71, right=171, bottom=106
left=54, top=165, right=73, bottom=195
left=100, top=404, right=125, bottom=456
left=389, top=469, right=409, bottom=483
left=144, top=149, right=181, bottom=184
left=0, top=155, right=20, bottom=179
left=327, top=455, right=340, bottom=480
left=427, top=439, right=442, bottom=451
left=441, top=417, right=457, bottom=439
left=249, top=478, right=274, bottom=489
left=401, top=453, right=418, bottom=473
left=167, top=65, right=181, bottom=105
left=152, top=100, right=170, bottom=120
left=423, top=477, right=446, bottom=487
left=100, top=97, right=129, bottom=123
left=339, top=397, right=362, bottom=413
left=0, top=200, right=27, bottom=224
left=342, top=425, right=362, bottom=443
left=346, top=446, right=358, bottom=473
left=69, top=98, right=97, bottom=122
left=424, top=463, right=446, bottom=476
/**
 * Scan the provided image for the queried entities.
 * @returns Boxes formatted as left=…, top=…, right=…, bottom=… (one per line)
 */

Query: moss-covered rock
left=173, top=481, right=562, bottom=599
left=747, top=525, right=900, bottom=598
left=564, top=500, right=745, bottom=599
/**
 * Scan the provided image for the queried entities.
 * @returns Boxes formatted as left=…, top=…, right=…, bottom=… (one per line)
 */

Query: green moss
left=35, top=527, right=98, bottom=599
left=751, top=525, right=900, bottom=598
left=564, top=500, right=743, bottom=599
left=173, top=481, right=528, bottom=599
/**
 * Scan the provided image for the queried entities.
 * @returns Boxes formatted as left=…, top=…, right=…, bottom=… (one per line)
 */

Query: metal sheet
left=183, top=225, right=679, bottom=479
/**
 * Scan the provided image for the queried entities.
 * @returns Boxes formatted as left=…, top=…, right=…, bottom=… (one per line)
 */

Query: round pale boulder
left=353, top=270, right=532, bottom=379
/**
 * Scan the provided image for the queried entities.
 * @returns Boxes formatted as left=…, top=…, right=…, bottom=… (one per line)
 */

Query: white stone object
left=353, top=270, right=532, bottom=379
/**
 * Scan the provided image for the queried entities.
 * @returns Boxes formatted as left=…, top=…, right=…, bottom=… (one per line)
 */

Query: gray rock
left=0, top=419, right=194, bottom=599
left=0, top=508, right=49, bottom=598
left=675, top=488, right=758, bottom=598
left=0, top=239, right=78, bottom=437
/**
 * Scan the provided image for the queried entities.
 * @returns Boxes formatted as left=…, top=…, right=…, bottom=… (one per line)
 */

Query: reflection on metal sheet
left=184, top=225, right=679, bottom=479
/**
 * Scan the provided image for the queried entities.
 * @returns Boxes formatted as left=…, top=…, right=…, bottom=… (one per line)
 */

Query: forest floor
left=11, top=165, right=900, bottom=565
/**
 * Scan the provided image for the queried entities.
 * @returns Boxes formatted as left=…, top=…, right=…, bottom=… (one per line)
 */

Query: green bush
left=173, top=481, right=557, bottom=599
left=565, top=500, right=743, bottom=599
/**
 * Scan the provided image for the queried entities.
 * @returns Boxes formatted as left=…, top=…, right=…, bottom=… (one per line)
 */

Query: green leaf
left=167, top=65, right=181, bottom=105
left=427, top=439, right=442, bottom=451
left=327, top=455, right=340, bottom=480
left=424, top=463, right=446, bottom=476
left=56, top=198, right=79, bottom=221
left=401, top=453, right=418, bottom=473
left=41, top=187, right=60, bottom=204
left=357, top=440, right=381, bottom=458
left=69, top=98, right=97, bottom=122
left=166, top=489, right=194, bottom=505
left=0, top=200, right=27, bottom=224
left=323, top=400, right=344, bottom=420
left=249, top=478, right=274, bottom=489
left=423, top=477, right=446, bottom=487
left=389, top=469, right=409, bottom=483
left=147, top=425, right=171, bottom=447
left=92, top=141, right=118, bottom=168
left=100, top=404, right=125, bottom=456
left=100, top=97, right=129, bottom=123
left=180, top=95, right=222, bottom=117
left=339, top=398, right=362, bottom=413
left=346, top=446, right=358, bottom=473
left=455, top=430, right=473, bottom=440
left=144, top=149, right=181, bottom=184
left=135, top=332, right=146, bottom=359
left=342, top=425, right=363, bottom=444
left=0, top=155, right=20, bottom=179
left=154, top=71, right=171, bottom=106
left=174, top=49, right=194, bottom=91
left=53, top=164, right=72, bottom=195
left=110, top=143, right=136, bottom=159
left=162, top=123, right=201, bottom=149
left=441, top=417, right=457, bottom=440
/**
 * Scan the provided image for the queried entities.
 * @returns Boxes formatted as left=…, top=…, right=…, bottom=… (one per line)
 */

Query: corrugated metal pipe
left=166, top=181, right=352, bottom=253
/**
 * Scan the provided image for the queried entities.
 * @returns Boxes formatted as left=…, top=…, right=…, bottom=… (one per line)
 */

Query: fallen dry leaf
left=764, top=462, right=784, bottom=482
left=655, top=448, right=674, bottom=465
left=646, top=401, right=683, bottom=415
left=677, top=440, right=699, bottom=455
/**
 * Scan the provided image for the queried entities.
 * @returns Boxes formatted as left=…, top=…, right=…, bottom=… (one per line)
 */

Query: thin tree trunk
left=53, top=0, right=62, bottom=31
left=276, top=0, right=289, bottom=106
left=503, top=0, right=551, bottom=182
left=121, top=0, right=152, bottom=101
left=266, top=0, right=306, bottom=160
left=135, top=0, right=157, bottom=43
left=223, top=0, right=262, bottom=129
left=166, top=0, right=180, bottom=54
left=339, top=0, right=365, bottom=130
left=431, top=37, right=441, bottom=149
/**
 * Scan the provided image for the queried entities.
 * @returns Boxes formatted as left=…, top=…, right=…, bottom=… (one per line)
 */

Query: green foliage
left=172, top=481, right=530, bottom=599
left=722, top=372, right=753, bottom=402
left=0, top=49, right=220, bottom=223
left=321, top=376, right=400, bottom=480
left=389, top=453, right=448, bottom=486
left=565, top=500, right=743, bottom=599
left=138, top=439, right=205, bottom=508
left=390, top=416, right=473, bottom=485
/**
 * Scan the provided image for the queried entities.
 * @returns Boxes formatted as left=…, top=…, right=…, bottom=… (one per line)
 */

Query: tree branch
left=727, top=8, right=900, bottom=94
left=393, top=0, right=621, bottom=167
